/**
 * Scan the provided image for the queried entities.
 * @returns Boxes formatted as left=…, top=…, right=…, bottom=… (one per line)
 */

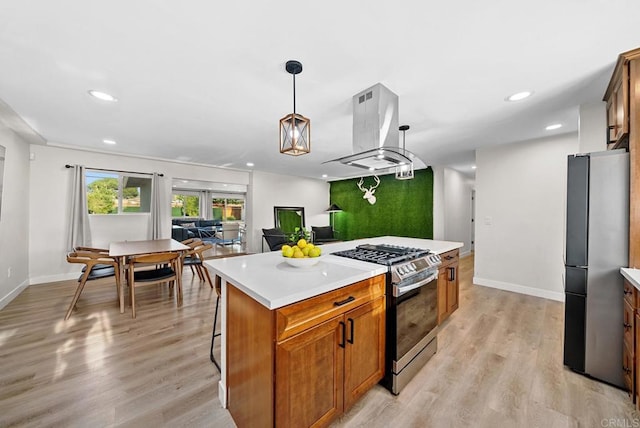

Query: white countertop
left=621, top=268, right=640, bottom=290
left=205, top=236, right=463, bottom=309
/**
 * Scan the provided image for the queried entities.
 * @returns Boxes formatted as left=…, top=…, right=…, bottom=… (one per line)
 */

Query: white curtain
left=67, top=165, right=92, bottom=250
left=149, top=173, right=162, bottom=239
left=200, top=190, right=211, bottom=220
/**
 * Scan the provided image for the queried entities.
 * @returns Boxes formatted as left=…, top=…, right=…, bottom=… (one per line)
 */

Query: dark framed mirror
left=274, top=206, right=305, bottom=234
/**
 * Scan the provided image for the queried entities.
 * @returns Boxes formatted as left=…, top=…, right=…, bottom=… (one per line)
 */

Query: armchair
left=311, top=226, right=340, bottom=244
left=262, top=227, right=289, bottom=252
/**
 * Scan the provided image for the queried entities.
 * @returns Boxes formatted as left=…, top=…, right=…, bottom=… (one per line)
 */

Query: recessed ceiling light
left=545, top=123, right=563, bottom=131
left=246, top=162, right=254, bottom=167
left=471, top=166, right=477, bottom=170
left=322, top=174, right=328, bottom=178
left=181, top=180, right=188, bottom=183
left=102, top=139, right=116, bottom=145
left=88, top=90, right=118, bottom=102
left=505, top=91, right=533, bottom=102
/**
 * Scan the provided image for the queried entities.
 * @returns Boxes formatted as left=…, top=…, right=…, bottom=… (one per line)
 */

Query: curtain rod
left=65, top=164, right=163, bottom=177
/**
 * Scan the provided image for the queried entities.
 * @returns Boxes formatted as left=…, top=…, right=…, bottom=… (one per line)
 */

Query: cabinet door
left=446, top=263, right=459, bottom=314
left=624, top=300, right=635, bottom=351
left=606, top=66, right=629, bottom=145
left=437, top=269, right=448, bottom=324
left=343, top=296, right=385, bottom=410
left=624, top=341, right=634, bottom=394
left=636, top=313, right=640, bottom=402
left=276, top=316, right=344, bottom=428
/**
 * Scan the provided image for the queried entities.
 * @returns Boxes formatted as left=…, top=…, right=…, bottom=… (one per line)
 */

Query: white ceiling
left=1, top=1, right=639, bottom=181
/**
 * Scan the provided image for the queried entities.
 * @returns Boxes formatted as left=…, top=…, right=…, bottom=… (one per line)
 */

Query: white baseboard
left=29, top=272, right=78, bottom=285
left=460, top=250, right=471, bottom=258
left=473, top=276, right=564, bottom=302
left=0, top=279, right=30, bottom=310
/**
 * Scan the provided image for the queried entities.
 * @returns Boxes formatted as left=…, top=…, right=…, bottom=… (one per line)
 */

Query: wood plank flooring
left=0, top=252, right=638, bottom=427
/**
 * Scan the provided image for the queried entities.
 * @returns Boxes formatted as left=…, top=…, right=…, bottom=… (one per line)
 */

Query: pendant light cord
left=292, top=73, right=296, bottom=116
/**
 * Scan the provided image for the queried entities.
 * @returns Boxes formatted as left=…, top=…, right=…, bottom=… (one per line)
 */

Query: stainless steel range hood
left=326, top=83, right=418, bottom=171
left=332, top=147, right=413, bottom=170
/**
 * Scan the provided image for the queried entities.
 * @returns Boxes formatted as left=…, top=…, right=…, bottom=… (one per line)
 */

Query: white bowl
left=283, top=256, right=322, bottom=268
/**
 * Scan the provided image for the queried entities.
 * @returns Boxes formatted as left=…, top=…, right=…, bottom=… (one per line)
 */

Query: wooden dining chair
left=127, top=252, right=183, bottom=318
left=65, top=250, right=121, bottom=320
left=180, top=238, right=203, bottom=276
left=182, top=242, right=214, bottom=288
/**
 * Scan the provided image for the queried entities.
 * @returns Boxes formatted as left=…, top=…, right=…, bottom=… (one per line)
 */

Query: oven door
left=392, top=272, right=438, bottom=371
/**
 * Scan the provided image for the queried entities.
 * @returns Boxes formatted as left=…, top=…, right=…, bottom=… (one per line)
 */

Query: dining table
left=109, top=238, right=190, bottom=313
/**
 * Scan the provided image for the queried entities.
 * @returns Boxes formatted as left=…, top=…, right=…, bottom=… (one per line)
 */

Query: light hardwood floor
left=1, top=253, right=638, bottom=427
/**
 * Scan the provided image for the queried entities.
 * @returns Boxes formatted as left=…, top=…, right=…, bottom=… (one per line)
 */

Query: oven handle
left=393, top=273, right=438, bottom=297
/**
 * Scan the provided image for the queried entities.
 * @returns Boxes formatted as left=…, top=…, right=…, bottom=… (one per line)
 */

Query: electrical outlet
left=7, top=267, right=11, bottom=278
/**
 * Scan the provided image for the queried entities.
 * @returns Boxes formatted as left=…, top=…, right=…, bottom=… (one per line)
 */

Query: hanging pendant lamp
left=279, top=60, right=311, bottom=156
left=395, top=125, right=414, bottom=180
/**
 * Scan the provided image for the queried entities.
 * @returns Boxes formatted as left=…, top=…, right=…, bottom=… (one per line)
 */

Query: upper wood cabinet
left=605, top=62, right=629, bottom=148
left=604, top=48, right=640, bottom=151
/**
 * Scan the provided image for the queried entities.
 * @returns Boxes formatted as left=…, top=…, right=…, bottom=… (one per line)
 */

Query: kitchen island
left=205, top=236, right=462, bottom=427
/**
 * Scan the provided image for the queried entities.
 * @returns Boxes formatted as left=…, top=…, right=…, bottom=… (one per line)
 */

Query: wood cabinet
left=636, top=312, right=640, bottom=407
left=605, top=48, right=640, bottom=267
left=437, top=248, right=459, bottom=324
left=227, top=274, right=386, bottom=428
left=622, top=279, right=638, bottom=405
left=608, top=48, right=640, bottom=409
left=605, top=62, right=629, bottom=148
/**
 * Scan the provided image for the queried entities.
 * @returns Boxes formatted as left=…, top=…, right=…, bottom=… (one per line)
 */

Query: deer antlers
left=357, top=175, right=380, bottom=205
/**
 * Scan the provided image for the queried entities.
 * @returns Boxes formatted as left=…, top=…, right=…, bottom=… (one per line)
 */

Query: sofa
left=171, top=219, right=222, bottom=241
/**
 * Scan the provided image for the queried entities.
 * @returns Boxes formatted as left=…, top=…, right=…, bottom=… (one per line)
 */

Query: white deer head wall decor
left=357, top=175, right=380, bottom=205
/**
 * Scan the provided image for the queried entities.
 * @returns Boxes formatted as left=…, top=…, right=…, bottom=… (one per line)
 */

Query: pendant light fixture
left=279, top=60, right=311, bottom=156
left=395, top=125, right=414, bottom=180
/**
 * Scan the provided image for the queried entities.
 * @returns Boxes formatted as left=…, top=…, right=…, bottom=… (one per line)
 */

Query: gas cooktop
left=332, top=244, right=431, bottom=266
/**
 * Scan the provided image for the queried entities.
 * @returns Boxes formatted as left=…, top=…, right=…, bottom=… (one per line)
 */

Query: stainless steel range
left=332, top=244, right=442, bottom=394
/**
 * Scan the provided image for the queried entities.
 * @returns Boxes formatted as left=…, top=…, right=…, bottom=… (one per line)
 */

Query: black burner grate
left=332, top=244, right=430, bottom=266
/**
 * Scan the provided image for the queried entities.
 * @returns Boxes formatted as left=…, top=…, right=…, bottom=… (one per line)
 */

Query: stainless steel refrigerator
left=563, top=149, right=628, bottom=388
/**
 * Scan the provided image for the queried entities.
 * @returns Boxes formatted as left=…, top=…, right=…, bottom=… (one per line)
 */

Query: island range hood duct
left=326, top=83, right=415, bottom=171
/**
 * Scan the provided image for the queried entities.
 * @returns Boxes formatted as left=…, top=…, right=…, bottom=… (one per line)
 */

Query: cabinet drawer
left=439, top=249, right=459, bottom=267
left=624, top=280, right=637, bottom=308
left=624, top=342, right=634, bottom=394
left=625, top=300, right=635, bottom=351
left=276, top=274, right=385, bottom=342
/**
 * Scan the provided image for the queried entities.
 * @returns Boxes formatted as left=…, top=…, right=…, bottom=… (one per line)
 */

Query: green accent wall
left=329, top=168, right=433, bottom=241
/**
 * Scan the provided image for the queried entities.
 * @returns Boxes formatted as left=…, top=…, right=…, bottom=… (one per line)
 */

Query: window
left=212, top=196, right=245, bottom=222
left=86, top=170, right=151, bottom=214
left=171, top=192, right=200, bottom=218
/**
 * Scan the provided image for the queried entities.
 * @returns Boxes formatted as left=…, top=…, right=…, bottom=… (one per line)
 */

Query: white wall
left=432, top=167, right=445, bottom=240
left=248, top=171, right=329, bottom=253
left=28, top=145, right=250, bottom=284
left=0, top=124, right=30, bottom=309
left=474, top=133, right=578, bottom=301
left=432, top=166, right=474, bottom=254
left=579, top=101, right=607, bottom=153
left=443, top=168, right=473, bottom=255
